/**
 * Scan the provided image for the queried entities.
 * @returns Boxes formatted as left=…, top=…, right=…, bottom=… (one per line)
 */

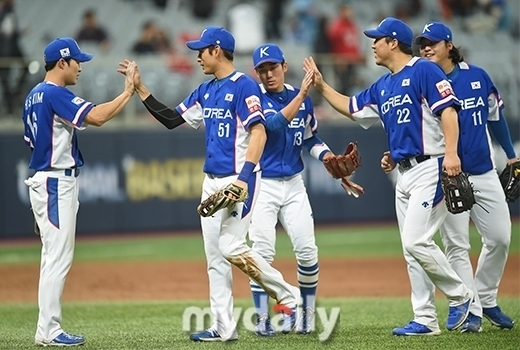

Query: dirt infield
left=1, top=255, right=518, bottom=302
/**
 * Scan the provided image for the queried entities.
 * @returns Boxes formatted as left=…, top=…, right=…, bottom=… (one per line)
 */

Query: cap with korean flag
left=44, top=37, right=93, bottom=63
left=252, top=43, right=285, bottom=69
left=363, top=17, right=414, bottom=47
left=186, top=26, right=235, bottom=53
left=414, top=22, right=453, bottom=45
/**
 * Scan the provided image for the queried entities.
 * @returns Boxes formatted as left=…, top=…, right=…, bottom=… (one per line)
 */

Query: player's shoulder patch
left=245, top=94, right=262, bottom=113
left=71, top=96, right=85, bottom=105
left=435, top=79, right=454, bottom=98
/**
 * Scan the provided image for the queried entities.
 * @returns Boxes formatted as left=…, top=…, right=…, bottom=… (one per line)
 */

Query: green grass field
left=1, top=223, right=519, bottom=349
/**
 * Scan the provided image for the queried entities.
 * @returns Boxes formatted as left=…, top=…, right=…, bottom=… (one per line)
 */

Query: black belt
left=399, top=155, right=431, bottom=170
left=64, top=168, right=80, bottom=177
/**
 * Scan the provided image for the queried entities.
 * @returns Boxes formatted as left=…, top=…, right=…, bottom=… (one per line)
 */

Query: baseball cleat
left=392, top=321, right=441, bottom=336
left=483, top=306, right=515, bottom=329
left=274, top=305, right=297, bottom=334
left=189, top=328, right=238, bottom=342
left=255, top=314, right=276, bottom=336
left=35, top=331, right=86, bottom=346
left=460, top=313, right=482, bottom=333
left=446, top=292, right=473, bottom=331
left=296, top=307, right=315, bottom=334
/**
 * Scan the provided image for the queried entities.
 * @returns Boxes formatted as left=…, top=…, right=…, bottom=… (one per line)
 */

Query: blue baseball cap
left=186, top=26, right=235, bottom=53
left=252, top=44, right=285, bottom=69
left=44, top=37, right=93, bottom=63
left=363, top=17, right=413, bottom=47
left=415, top=22, right=453, bottom=44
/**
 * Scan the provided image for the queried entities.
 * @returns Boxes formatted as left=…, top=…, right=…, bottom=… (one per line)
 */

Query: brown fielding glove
left=197, top=183, right=249, bottom=217
left=499, top=160, right=520, bottom=202
left=441, top=171, right=476, bottom=214
left=323, top=142, right=361, bottom=179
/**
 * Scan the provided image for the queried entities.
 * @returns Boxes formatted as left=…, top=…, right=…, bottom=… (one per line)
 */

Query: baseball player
left=23, top=37, right=136, bottom=346
left=413, top=21, right=516, bottom=332
left=304, top=17, right=474, bottom=335
left=119, top=26, right=299, bottom=342
left=248, top=43, right=332, bottom=336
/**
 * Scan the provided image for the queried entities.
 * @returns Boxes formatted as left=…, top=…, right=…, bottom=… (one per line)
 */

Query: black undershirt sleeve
left=142, top=94, right=186, bottom=129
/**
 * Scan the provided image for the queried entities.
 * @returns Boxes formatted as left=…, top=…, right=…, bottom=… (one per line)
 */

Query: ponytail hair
left=448, top=45, right=464, bottom=64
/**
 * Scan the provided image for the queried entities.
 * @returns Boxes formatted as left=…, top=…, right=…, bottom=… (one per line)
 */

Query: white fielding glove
left=340, top=176, right=364, bottom=198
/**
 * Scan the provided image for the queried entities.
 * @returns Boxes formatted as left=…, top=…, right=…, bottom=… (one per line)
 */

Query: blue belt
left=399, top=155, right=431, bottom=170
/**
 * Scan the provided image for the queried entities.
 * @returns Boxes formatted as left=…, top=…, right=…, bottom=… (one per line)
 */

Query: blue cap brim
left=253, top=58, right=283, bottom=69
left=75, top=52, right=93, bottom=62
left=414, top=34, right=443, bottom=45
left=363, top=29, right=386, bottom=39
left=186, top=40, right=210, bottom=51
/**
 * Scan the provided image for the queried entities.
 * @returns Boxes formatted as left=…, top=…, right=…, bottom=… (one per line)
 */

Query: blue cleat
left=35, top=331, right=86, bottom=347
left=190, top=328, right=237, bottom=342
left=392, top=321, right=441, bottom=336
left=447, top=296, right=472, bottom=330
left=255, top=314, right=276, bottom=336
left=483, top=306, right=515, bottom=329
left=460, top=313, right=482, bottom=333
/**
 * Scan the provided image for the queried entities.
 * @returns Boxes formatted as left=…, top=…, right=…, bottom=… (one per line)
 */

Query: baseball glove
left=499, top=160, right=520, bottom=202
left=323, top=142, right=361, bottom=179
left=197, top=183, right=249, bottom=217
left=441, top=171, right=476, bottom=214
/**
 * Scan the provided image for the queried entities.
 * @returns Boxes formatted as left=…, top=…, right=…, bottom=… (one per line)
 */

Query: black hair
left=44, top=57, right=73, bottom=72
left=384, top=37, right=412, bottom=55
left=207, top=45, right=234, bottom=61
left=448, top=44, right=464, bottom=64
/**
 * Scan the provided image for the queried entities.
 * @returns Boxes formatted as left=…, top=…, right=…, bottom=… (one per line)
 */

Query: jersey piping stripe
left=46, top=177, right=60, bottom=229
left=230, top=72, right=244, bottom=81
left=72, top=102, right=92, bottom=125
left=432, top=157, right=445, bottom=207
left=430, top=94, right=457, bottom=112
left=243, top=111, right=264, bottom=127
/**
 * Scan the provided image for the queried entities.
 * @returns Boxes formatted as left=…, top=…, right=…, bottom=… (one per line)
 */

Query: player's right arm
left=119, top=59, right=187, bottom=129
left=84, top=61, right=136, bottom=126
left=439, top=106, right=461, bottom=175
left=265, top=70, right=315, bottom=131
left=303, top=56, right=354, bottom=120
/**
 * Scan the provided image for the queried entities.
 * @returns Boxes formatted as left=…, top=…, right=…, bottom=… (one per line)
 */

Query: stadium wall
left=1, top=122, right=519, bottom=238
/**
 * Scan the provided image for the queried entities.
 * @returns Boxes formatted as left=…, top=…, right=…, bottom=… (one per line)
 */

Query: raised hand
left=303, top=57, right=324, bottom=90
left=122, top=60, right=136, bottom=95
left=299, top=69, right=315, bottom=98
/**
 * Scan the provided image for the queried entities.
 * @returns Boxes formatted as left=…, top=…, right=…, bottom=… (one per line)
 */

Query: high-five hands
left=299, top=69, right=315, bottom=98
left=118, top=59, right=141, bottom=92
left=303, top=57, right=324, bottom=91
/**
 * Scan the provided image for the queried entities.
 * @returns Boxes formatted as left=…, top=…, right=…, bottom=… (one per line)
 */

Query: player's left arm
left=488, top=110, right=518, bottom=164
left=303, top=135, right=333, bottom=161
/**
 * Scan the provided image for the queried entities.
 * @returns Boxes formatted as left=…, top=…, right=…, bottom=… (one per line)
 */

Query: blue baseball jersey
left=260, top=84, right=318, bottom=177
left=22, top=81, right=94, bottom=170
left=175, top=71, right=265, bottom=176
left=446, top=62, right=503, bottom=175
left=349, top=57, right=460, bottom=163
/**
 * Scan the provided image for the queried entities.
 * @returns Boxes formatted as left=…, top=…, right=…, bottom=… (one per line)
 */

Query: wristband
left=237, top=161, right=255, bottom=182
